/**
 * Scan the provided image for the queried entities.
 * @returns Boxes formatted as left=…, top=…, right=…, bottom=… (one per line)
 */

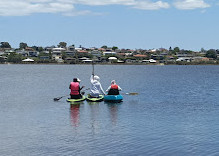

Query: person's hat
left=94, top=75, right=100, bottom=81
left=77, top=78, right=81, bottom=82
left=111, top=80, right=116, bottom=84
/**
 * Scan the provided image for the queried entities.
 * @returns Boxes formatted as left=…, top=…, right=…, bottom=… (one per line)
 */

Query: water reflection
left=70, top=104, right=80, bottom=127
left=88, top=103, right=101, bottom=134
left=106, top=102, right=122, bottom=125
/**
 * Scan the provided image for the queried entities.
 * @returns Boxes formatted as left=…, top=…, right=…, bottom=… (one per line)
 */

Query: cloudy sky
left=0, top=0, right=218, bottom=50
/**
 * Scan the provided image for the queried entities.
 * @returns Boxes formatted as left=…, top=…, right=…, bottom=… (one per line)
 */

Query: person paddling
left=106, top=80, right=122, bottom=95
left=89, top=75, right=105, bottom=98
left=69, top=78, right=84, bottom=99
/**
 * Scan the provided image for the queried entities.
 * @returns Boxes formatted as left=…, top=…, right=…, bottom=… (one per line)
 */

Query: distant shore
left=1, top=62, right=219, bottom=65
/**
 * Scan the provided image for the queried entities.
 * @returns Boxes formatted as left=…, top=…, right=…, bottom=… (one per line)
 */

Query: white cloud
left=0, top=0, right=212, bottom=16
left=173, top=0, right=210, bottom=10
left=0, top=0, right=74, bottom=16
left=132, top=1, right=170, bottom=10
left=0, top=0, right=171, bottom=16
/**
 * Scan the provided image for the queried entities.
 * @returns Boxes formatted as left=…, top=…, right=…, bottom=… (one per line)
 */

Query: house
left=103, top=52, right=116, bottom=56
left=65, top=51, right=75, bottom=56
left=176, top=57, right=191, bottom=62
left=125, top=59, right=137, bottom=63
left=149, top=59, right=157, bottom=63
left=27, top=51, right=39, bottom=57
left=39, top=56, right=50, bottom=60
left=192, top=57, right=210, bottom=62
left=133, top=54, right=147, bottom=58
left=67, top=45, right=75, bottom=51
left=90, top=50, right=102, bottom=57
left=51, top=47, right=66, bottom=61
left=52, top=47, right=66, bottom=55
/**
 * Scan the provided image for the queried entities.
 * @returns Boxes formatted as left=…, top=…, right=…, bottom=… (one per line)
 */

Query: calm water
left=0, top=64, right=219, bottom=156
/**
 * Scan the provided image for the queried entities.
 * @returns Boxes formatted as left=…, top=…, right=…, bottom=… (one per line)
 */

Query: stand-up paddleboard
left=86, top=94, right=104, bottom=102
left=104, top=95, right=123, bottom=103
left=66, top=95, right=86, bottom=104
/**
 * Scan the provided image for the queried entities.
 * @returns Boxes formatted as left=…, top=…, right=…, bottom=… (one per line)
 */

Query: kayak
left=66, top=95, right=86, bottom=103
left=104, top=95, right=123, bottom=103
left=86, top=94, right=104, bottom=102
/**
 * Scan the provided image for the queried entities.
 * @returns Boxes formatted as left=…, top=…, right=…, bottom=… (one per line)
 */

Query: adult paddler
left=106, top=80, right=122, bottom=95
left=69, top=78, right=84, bottom=99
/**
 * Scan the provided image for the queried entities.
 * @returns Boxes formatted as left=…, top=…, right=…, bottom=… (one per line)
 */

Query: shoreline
left=1, top=62, right=219, bottom=66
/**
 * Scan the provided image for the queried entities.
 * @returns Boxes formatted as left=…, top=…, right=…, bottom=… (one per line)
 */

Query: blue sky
left=0, top=0, right=218, bottom=51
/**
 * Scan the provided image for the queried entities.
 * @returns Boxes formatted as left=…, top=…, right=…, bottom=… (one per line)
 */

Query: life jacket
left=111, top=84, right=118, bottom=90
left=108, top=84, right=119, bottom=95
left=70, top=82, right=80, bottom=95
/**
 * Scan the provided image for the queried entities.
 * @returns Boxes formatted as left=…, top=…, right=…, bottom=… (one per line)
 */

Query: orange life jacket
left=111, top=84, right=118, bottom=90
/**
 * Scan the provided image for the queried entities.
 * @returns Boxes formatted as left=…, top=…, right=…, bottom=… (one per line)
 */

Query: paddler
left=106, top=80, right=122, bottom=95
left=69, top=78, right=84, bottom=99
left=89, top=75, right=105, bottom=98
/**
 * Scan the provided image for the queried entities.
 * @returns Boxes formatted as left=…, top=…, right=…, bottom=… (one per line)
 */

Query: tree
left=32, top=46, right=44, bottom=52
left=19, top=42, right=28, bottom=49
left=7, top=52, right=23, bottom=63
left=0, top=42, right=11, bottom=48
left=201, top=48, right=206, bottom=53
left=0, top=57, right=6, bottom=63
left=206, top=49, right=217, bottom=59
left=173, top=47, right=180, bottom=53
left=112, top=46, right=118, bottom=51
left=101, top=45, right=107, bottom=49
left=58, top=42, right=67, bottom=48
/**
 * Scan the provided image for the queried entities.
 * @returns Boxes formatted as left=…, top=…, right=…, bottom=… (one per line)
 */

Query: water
left=0, top=64, right=219, bottom=156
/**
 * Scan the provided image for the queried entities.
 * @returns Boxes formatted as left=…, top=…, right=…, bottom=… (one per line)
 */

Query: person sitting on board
left=106, top=80, right=122, bottom=95
left=89, top=75, right=105, bottom=98
left=69, top=78, right=84, bottom=99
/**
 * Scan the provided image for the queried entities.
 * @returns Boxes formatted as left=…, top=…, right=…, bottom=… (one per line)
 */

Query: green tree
left=58, top=42, right=67, bottom=48
left=112, top=46, right=118, bottom=51
left=201, top=48, right=206, bottom=53
left=173, top=47, right=180, bottom=53
left=7, top=52, right=23, bottom=63
left=101, top=45, right=107, bottom=49
left=0, top=57, right=6, bottom=63
left=38, top=47, right=44, bottom=52
left=206, top=49, right=217, bottom=59
left=32, top=46, right=44, bottom=52
left=0, top=42, right=11, bottom=48
left=19, top=42, right=28, bottom=49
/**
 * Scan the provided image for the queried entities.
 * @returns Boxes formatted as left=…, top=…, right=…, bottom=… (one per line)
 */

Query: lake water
left=0, top=64, right=219, bottom=156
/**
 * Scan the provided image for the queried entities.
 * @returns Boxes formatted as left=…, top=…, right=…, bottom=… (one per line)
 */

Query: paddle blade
left=53, top=97, right=61, bottom=101
left=126, top=92, right=138, bottom=95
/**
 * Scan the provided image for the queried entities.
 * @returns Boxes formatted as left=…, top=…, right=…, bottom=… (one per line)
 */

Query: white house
left=103, top=52, right=116, bottom=56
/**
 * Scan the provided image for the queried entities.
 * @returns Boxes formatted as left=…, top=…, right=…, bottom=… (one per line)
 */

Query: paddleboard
left=66, top=95, right=86, bottom=103
left=86, top=94, right=104, bottom=102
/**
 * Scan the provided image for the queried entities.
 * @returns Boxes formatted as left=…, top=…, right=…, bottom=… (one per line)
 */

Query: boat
left=66, top=95, right=86, bottom=104
left=104, top=94, right=123, bottom=103
left=86, top=94, right=104, bottom=102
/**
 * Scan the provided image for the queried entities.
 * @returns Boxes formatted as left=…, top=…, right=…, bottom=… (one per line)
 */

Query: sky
left=0, top=0, right=219, bottom=51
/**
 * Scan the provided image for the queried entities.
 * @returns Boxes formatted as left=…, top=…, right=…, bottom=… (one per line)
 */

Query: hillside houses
left=0, top=43, right=218, bottom=64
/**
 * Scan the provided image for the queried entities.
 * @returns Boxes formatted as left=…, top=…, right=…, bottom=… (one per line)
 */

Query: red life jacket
left=111, top=84, right=118, bottom=90
left=70, top=82, right=80, bottom=95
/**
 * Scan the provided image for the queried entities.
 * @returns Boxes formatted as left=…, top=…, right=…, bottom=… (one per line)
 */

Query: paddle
left=123, top=92, right=139, bottom=95
left=53, top=95, right=69, bottom=101
left=92, top=60, right=94, bottom=76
